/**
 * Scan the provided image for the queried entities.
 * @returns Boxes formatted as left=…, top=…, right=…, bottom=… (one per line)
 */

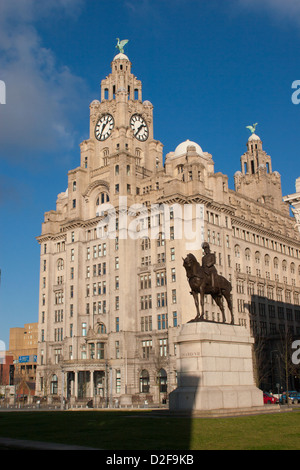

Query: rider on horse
left=201, top=242, right=218, bottom=289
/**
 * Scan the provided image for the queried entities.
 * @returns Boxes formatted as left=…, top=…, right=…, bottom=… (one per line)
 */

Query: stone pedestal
left=169, top=322, right=263, bottom=413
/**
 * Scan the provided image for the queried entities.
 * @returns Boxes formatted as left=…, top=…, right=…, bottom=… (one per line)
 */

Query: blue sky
left=0, top=0, right=300, bottom=347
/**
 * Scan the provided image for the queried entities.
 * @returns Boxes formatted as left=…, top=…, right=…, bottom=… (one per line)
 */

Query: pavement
left=0, top=437, right=100, bottom=450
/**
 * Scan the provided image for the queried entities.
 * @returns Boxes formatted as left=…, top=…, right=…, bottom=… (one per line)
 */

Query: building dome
left=174, top=139, right=203, bottom=157
left=113, top=53, right=129, bottom=61
left=90, top=99, right=100, bottom=106
left=248, top=133, right=261, bottom=141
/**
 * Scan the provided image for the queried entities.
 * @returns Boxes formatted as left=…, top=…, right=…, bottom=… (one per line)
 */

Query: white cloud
left=0, top=0, right=87, bottom=164
left=235, top=0, right=300, bottom=26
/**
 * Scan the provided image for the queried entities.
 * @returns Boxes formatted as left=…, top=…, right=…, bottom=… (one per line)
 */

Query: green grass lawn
left=0, top=410, right=299, bottom=450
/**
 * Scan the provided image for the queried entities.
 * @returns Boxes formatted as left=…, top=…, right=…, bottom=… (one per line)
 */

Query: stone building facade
left=36, top=51, right=300, bottom=405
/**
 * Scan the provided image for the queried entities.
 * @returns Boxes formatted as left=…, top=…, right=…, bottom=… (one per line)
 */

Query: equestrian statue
left=183, top=242, right=234, bottom=324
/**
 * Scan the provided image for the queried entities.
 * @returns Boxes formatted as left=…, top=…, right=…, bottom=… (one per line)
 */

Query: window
left=95, top=342, right=104, bottom=359
left=159, top=339, right=168, bottom=357
left=51, top=375, right=58, bottom=395
left=115, top=341, right=120, bottom=359
left=156, top=271, right=166, bottom=286
left=141, top=315, right=152, bottom=332
left=236, top=279, right=244, bottom=294
left=157, top=232, right=165, bottom=247
left=140, top=369, right=150, bottom=392
left=140, top=274, right=151, bottom=289
left=157, top=292, right=167, bottom=307
left=81, top=344, right=87, bottom=359
left=82, top=322, right=87, bottom=337
left=57, top=258, right=64, bottom=271
left=97, top=323, right=106, bottom=335
left=116, top=317, right=119, bottom=332
left=54, top=328, right=63, bottom=342
left=116, top=369, right=121, bottom=393
left=90, top=343, right=95, bottom=359
left=158, top=313, right=168, bottom=330
left=142, top=341, right=152, bottom=359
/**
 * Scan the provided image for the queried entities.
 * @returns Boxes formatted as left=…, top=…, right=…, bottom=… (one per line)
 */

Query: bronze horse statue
left=183, top=253, right=234, bottom=324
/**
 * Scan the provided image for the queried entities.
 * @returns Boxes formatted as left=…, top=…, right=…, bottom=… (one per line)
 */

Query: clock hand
left=134, top=123, right=145, bottom=136
left=100, top=121, right=108, bottom=138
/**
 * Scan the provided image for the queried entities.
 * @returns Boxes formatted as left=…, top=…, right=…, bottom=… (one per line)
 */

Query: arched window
left=140, top=369, right=150, bottom=393
left=255, top=251, right=261, bottom=264
left=282, top=260, right=287, bottom=272
left=57, top=258, right=64, bottom=271
left=291, top=262, right=295, bottom=274
left=264, top=254, right=270, bottom=266
left=96, top=192, right=110, bottom=206
left=274, top=257, right=279, bottom=269
left=97, top=323, right=106, bottom=334
left=245, top=248, right=251, bottom=261
left=234, top=245, right=240, bottom=258
left=157, top=369, right=167, bottom=393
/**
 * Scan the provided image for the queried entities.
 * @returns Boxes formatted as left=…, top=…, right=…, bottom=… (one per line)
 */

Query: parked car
left=263, top=392, right=278, bottom=404
left=280, top=391, right=300, bottom=404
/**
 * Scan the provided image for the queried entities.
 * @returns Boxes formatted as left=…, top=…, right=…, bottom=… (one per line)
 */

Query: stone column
left=74, top=371, right=78, bottom=399
left=90, top=370, right=94, bottom=400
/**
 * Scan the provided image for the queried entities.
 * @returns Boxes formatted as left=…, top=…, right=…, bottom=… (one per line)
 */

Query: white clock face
left=130, top=114, right=149, bottom=142
left=95, top=114, right=114, bottom=141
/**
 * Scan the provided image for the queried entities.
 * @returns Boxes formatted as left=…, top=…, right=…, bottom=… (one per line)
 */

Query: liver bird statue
left=116, top=38, right=129, bottom=54
left=246, top=123, right=258, bottom=134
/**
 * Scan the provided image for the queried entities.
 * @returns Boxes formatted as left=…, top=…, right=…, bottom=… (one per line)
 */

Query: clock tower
left=80, top=50, right=163, bottom=207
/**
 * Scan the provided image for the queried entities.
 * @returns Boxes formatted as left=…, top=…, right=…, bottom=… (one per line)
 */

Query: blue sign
left=18, top=355, right=37, bottom=363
